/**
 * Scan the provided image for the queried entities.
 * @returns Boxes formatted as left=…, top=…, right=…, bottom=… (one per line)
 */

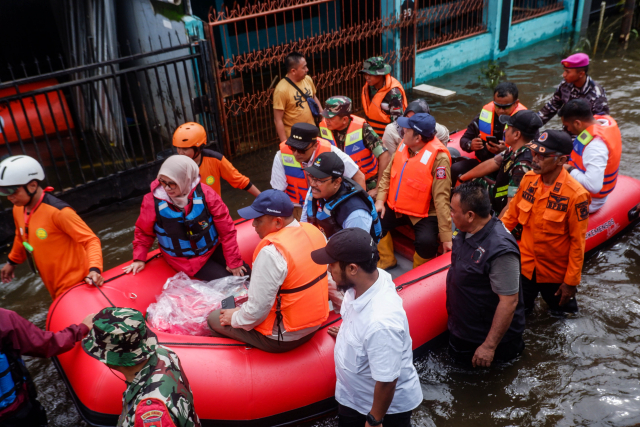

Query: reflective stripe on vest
left=153, top=184, right=219, bottom=257
left=0, top=353, right=17, bottom=409
left=252, top=223, right=329, bottom=336
left=319, top=116, right=378, bottom=181
left=280, top=139, right=333, bottom=204
left=361, top=75, right=408, bottom=136
left=495, top=185, right=509, bottom=198
left=478, top=102, right=528, bottom=141
left=568, top=115, right=622, bottom=198
left=387, top=138, right=451, bottom=217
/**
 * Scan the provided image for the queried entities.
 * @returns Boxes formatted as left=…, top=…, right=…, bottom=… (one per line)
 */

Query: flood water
left=3, top=28, right=640, bottom=427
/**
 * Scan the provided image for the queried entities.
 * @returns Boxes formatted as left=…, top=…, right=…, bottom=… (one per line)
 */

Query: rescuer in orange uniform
left=375, top=113, right=452, bottom=270
left=360, top=57, right=408, bottom=137
left=501, top=130, right=591, bottom=314
left=0, top=156, right=104, bottom=299
left=173, top=122, right=261, bottom=197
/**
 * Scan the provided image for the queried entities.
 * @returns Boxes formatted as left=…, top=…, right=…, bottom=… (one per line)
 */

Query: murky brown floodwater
left=3, top=26, right=640, bottom=427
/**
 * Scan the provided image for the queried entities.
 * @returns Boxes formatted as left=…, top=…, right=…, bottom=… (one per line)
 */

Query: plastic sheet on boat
left=147, top=272, right=249, bottom=336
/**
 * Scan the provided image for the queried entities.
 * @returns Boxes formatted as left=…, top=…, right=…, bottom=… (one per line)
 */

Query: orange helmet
left=172, top=122, right=207, bottom=148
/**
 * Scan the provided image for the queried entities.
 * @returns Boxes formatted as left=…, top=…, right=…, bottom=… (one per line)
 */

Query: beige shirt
left=377, top=148, right=452, bottom=242
left=273, top=76, right=317, bottom=137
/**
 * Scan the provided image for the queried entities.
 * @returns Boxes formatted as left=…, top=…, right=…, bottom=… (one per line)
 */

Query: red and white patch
left=135, top=398, right=176, bottom=427
left=436, top=166, right=447, bottom=179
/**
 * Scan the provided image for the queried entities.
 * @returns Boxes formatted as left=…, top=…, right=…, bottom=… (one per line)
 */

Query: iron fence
left=415, top=0, right=487, bottom=52
left=0, top=33, right=220, bottom=195
left=511, top=0, right=564, bottom=23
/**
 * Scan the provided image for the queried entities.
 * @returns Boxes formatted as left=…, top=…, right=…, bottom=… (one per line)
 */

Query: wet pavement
left=2, top=28, right=640, bottom=427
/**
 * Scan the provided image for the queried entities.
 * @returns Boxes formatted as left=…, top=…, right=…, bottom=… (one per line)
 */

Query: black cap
left=286, top=123, right=318, bottom=150
left=310, top=228, right=377, bottom=264
left=405, top=99, right=430, bottom=116
left=498, top=110, right=543, bottom=137
left=303, top=152, right=344, bottom=179
left=527, top=130, right=573, bottom=155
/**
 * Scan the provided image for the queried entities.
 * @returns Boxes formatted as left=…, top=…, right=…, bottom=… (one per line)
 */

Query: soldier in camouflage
left=359, top=57, right=408, bottom=137
left=319, top=96, right=390, bottom=197
left=83, top=307, right=200, bottom=427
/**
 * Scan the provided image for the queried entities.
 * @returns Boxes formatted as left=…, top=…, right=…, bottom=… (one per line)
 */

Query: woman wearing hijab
left=124, top=155, right=247, bottom=280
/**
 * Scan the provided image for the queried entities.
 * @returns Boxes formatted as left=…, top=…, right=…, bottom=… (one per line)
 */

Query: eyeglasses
left=158, top=178, right=178, bottom=190
left=0, top=186, right=19, bottom=196
left=308, top=175, right=332, bottom=185
left=493, top=101, right=515, bottom=109
left=291, top=144, right=315, bottom=154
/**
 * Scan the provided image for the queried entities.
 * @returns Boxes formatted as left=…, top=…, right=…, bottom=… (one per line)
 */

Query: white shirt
left=569, top=125, right=610, bottom=213
left=270, top=144, right=361, bottom=197
left=334, top=269, right=422, bottom=415
left=231, top=220, right=320, bottom=341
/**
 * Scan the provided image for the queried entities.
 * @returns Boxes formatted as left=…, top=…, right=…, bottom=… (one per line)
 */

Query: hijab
left=157, top=155, right=200, bottom=208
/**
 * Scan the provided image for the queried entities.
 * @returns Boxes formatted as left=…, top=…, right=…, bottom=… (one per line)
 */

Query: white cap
left=0, top=155, right=45, bottom=186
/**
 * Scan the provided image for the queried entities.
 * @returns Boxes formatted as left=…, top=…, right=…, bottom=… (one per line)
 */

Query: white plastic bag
left=147, top=272, right=249, bottom=336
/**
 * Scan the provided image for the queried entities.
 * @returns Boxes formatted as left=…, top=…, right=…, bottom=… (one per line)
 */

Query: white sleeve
left=330, top=146, right=360, bottom=178
left=570, top=138, right=609, bottom=194
left=382, top=123, right=400, bottom=155
left=300, top=189, right=312, bottom=223
left=270, top=151, right=288, bottom=191
left=435, top=122, right=450, bottom=144
left=231, top=245, right=288, bottom=330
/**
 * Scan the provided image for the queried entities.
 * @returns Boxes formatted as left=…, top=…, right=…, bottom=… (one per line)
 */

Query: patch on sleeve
left=575, top=200, right=589, bottom=221
left=436, top=166, right=447, bottom=179
left=134, top=398, right=177, bottom=427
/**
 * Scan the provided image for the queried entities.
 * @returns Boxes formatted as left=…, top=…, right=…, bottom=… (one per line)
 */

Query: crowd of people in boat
left=0, top=50, right=621, bottom=427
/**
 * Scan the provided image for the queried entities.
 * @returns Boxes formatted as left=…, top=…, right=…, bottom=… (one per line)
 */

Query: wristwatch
left=566, top=165, right=576, bottom=174
left=366, top=412, right=384, bottom=426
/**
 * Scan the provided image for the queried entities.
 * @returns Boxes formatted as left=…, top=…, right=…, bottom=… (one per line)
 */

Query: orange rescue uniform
left=501, top=169, right=591, bottom=286
left=8, top=193, right=103, bottom=299
left=198, top=149, right=252, bottom=196
left=253, top=222, right=329, bottom=336
left=361, top=75, right=408, bottom=136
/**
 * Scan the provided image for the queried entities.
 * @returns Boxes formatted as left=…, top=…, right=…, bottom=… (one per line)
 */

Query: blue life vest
left=0, top=352, right=19, bottom=410
left=153, top=184, right=219, bottom=258
left=306, top=178, right=382, bottom=243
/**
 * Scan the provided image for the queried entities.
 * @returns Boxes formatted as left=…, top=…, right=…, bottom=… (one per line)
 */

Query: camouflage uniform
left=83, top=308, right=200, bottom=427
left=538, top=76, right=609, bottom=125
left=360, top=57, right=405, bottom=119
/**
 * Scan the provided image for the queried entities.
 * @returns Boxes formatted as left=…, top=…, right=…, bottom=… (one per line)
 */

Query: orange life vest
left=318, top=116, right=378, bottom=181
left=387, top=137, right=451, bottom=217
left=280, top=139, right=333, bottom=204
left=568, top=115, right=622, bottom=199
left=361, top=75, right=408, bottom=136
left=478, top=101, right=527, bottom=141
left=253, top=222, right=329, bottom=337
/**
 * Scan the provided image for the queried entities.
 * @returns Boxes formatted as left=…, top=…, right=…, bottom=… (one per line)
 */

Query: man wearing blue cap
left=207, top=189, right=330, bottom=352
left=375, top=113, right=452, bottom=269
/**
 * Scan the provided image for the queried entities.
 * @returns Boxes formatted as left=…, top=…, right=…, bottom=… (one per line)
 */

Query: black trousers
left=194, top=244, right=251, bottom=282
left=448, top=333, right=525, bottom=367
left=0, top=398, right=48, bottom=427
left=338, top=404, right=412, bottom=427
left=522, top=270, right=578, bottom=313
left=380, top=204, right=439, bottom=259
left=450, top=158, right=480, bottom=186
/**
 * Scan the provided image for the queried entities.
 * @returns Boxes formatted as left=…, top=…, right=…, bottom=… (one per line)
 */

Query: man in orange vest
left=375, top=113, right=452, bottom=269
left=271, top=123, right=366, bottom=220
left=172, top=122, right=261, bottom=197
left=360, top=57, right=408, bottom=137
left=559, top=99, right=622, bottom=213
left=318, top=96, right=390, bottom=197
left=453, top=82, right=527, bottom=185
left=502, top=130, right=590, bottom=314
left=208, top=189, right=329, bottom=353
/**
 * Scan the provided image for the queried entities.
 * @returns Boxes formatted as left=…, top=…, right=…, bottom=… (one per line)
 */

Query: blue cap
left=396, top=113, right=436, bottom=138
left=237, top=189, right=294, bottom=219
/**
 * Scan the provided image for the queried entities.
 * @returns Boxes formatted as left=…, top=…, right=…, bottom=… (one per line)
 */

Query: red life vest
left=478, top=102, right=527, bottom=141
left=387, top=137, right=451, bottom=217
left=318, top=115, right=378, bottom=181
left=568, top=115, right=622, bottom=199
left=361, top=75, right=408, bottom=136
left=280, top=139, right=333, bottom=204
left=253, top=222, right=329, bottom=336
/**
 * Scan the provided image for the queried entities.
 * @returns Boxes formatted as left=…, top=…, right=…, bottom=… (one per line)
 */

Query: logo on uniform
left=504, top=160, right=513, bottom=172
left=522, top=183, right=536, bottom=203
left=206, top=176, right=215, bottom=185
left=547, top=194, right=569, bottom=212
left=36, top=228, right=47, bottom=239
left=436, top=166, right=446, bottom=180
left=553, top=182, right=562, bottom=193
left=575, top=201, right=589, bottom=221
left=471, top=247, right=485, bottom=263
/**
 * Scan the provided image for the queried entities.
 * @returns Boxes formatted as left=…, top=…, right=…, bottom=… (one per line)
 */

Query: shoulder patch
left=575, top=200, right=589, bottom=221
left=201, top=149, right=223, bottom=161
left=134, top=398, right=176, bottom=427
left=436, top=166, right=446, bottom=179
left=42, top=193, right=73, bottom=211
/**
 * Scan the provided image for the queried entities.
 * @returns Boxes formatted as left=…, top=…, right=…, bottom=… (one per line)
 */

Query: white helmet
left=0, top=155, right=45, bottom=186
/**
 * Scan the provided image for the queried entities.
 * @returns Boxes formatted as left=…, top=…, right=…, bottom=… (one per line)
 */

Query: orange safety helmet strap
left=173, top=122, right=207, bottom=148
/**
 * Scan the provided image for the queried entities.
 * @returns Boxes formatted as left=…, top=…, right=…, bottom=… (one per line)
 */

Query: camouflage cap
left=321, top=96, right=353, bottom=118
left=82, top=307, right=158, bottom=367
left=359, top=57, right=392, bottom=76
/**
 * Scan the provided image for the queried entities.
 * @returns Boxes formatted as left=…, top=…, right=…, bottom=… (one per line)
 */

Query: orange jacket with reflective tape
left=361, top=75, right=408, bottom=136
left=253, top=222, right=329, bottom=336
left=280, top=139, right=333, bottom=204
left=478, top=101, right=527, bottom=141
left=568, top=115, right=622, bottom=199
left=319, top=116, right=378, bottom=181
left=387, top=137, right=451, bottom=218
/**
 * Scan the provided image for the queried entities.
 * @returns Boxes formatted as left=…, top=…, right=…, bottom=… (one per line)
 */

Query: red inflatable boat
left=47, top=132, right=640, bottom=427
